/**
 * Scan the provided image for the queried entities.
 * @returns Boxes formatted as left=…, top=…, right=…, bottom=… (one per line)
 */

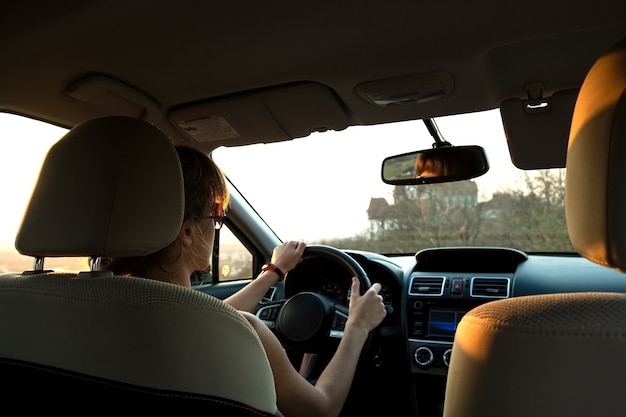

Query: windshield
left=213, top=109, right=573, bottom=254
left=0, top=109, right=573, bottom=275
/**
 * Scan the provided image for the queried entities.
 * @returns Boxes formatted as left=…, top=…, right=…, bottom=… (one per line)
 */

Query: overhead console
left=406, top=247, right=527, bottom=375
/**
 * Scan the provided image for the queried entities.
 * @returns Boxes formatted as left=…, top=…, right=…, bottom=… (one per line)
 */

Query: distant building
left=367, top=181, right=479, bottom=236
left=366, top=197, right=392, bottom=236
left=479, top=192, right=515, bottom=219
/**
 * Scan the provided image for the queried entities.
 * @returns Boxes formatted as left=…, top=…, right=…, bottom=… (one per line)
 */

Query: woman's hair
left=101, top=145, right=230, bottom=277
left=414, top=152, right=449, bottom=178
left=177, top=145, right=230, bottom=221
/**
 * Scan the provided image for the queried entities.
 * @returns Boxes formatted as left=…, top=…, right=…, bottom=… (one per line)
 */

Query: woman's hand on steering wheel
left=346, top=277, right=387, bottom=335
left=270, top=240, right=306, bottom=275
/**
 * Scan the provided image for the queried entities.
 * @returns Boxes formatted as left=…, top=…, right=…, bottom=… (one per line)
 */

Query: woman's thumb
left=350, top=277, right=360, bottom=302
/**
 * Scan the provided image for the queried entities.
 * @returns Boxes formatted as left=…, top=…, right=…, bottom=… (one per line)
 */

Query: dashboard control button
left=451, top=279, right=464, bottom=294
left=414, top=346, right=434, bottom=368
left=443, top=348, right=452, bottom=367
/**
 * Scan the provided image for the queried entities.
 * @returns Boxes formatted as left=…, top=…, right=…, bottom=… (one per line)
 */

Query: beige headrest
left=15, top=116, right=184, bottom=258
left=566, top=37, right=626, bottom=271
left=444, top=292, right=626, bottom=417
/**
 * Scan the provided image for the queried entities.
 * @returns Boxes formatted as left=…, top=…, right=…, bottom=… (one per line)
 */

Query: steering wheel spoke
left=256, top=300, right=284, bottom=329
left=329, top=305, right=348, bottom=338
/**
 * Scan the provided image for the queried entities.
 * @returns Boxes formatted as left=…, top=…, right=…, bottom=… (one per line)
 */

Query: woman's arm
left=242, top=277, right=387, bottom=417
left=225, top=240, right=305, bottom=312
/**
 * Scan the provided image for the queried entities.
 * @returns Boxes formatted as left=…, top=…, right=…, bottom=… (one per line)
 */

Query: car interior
left=1, top=115, right=279, bottom=415
left=2, top=2, right=626, bottom=416
left=443, top=37, right=626, bottom=417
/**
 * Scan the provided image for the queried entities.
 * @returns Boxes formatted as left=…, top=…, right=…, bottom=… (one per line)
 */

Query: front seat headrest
left=15, top=115, right=184, bottom=258
left=566, top=37, right=626, bottom=271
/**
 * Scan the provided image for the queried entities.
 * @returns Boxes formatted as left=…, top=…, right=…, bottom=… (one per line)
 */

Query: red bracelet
left=261, top=263, right=285, bottom=281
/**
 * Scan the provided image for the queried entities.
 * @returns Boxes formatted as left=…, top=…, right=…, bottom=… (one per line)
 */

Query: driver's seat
left=0, top=116, right=279, bottom=415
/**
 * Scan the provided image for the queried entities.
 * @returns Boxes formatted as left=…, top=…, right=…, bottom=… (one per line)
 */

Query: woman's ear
left=178, top=220, right=195, bottom=247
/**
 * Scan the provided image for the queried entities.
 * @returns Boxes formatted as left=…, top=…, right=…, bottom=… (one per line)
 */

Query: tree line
left=322, top=170, right=574, bottom=254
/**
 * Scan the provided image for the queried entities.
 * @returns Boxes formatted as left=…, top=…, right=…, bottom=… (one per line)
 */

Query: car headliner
left=2, top=1, right=626, bottom=166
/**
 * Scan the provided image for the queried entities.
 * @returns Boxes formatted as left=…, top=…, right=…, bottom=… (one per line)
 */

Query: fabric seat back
left=1, top=116, right=278, bottom=415
left=442, top=37, right=626, bottom=417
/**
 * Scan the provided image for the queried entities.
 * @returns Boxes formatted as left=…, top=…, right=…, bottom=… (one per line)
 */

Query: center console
left=407, top=274, right=510, bottom=374
left=402, top=247, right=527, bottom=416
left=406, top=247, right=527, bottom=375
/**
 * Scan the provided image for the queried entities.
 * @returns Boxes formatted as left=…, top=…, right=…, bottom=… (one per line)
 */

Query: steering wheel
left=255, top=245, right=372, bottom=360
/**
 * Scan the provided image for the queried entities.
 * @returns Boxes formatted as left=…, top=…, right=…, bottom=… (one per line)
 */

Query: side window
left=0, top=113, right=81, bottom=273
left=217, top=225, right=253, bottom=282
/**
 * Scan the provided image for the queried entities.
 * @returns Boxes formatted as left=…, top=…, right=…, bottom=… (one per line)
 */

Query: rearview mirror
left=381, top=145, right=489, bottom=185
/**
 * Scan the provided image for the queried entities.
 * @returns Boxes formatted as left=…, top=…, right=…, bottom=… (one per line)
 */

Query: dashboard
left=404, top=247, right=523, bottom=375
left=268, top=245, right=626, bottom=363
left=248, top=245, right=626, bottom=417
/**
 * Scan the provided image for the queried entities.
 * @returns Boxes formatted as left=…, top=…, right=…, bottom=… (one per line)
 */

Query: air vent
left=470, top=277, right=510, bottom=298
left=409, top=276, right=445, bottom=296
left=262, top=287, right=276, bottom=303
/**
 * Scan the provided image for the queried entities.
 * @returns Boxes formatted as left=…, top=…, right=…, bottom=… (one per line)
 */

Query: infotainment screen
left=428, top=309, right=468, bottom=339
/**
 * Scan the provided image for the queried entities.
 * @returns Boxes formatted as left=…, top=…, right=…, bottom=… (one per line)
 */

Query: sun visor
left=169, top=82, right=349, bottom=147
left=500, top=88, right=579, bottom=169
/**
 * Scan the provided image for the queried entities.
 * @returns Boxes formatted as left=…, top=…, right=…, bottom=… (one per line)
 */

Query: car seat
left=0, top=116, right=280, bottom=415
left=442, top=37, right=626, bottom=417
